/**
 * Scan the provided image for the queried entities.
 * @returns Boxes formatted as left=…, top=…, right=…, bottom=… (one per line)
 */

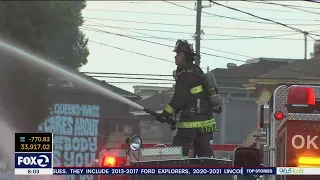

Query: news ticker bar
left=14, top=167, right=320, bottom=175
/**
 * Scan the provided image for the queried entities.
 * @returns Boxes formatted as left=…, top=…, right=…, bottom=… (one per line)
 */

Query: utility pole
left=194, top=1, right=211, bottom=66
left=195, top=0, right=202, bottom=66
left=303, top=31, right=308, bottom=60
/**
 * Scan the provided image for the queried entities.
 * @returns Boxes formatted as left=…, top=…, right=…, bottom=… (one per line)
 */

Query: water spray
left=0, top=39, right=176, bottom=126
left=0, top=40, right=146, bottom=109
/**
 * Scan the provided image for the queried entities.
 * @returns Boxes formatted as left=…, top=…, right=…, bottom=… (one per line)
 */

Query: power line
left=88, top=40, right=174, bottom=64
left=92, top=75, right=320, bottom=83
left=83, top=22, right=319, bottom=59
left=90, top=75, right=174, bottom=81
left=83, top=16, right=319, bottom=28
left=200, top=52, right=245, bottom=63
left=82, top=26, right=316, bottom=42
left=104, top=82, right=175, bottom=85
left=83, top=72, right=173, bottom=77
left=245, top=0, right=320, bottom=10
left=83, top=23, right=295, bottom=34
left=88, top=39, right=209, bottom=70
left=211, top=5, right=293, bottom=13
left=93, top=76, right=247, bottom=84
left=162, top=0, right=320, bottom=26
left=85, top=21, right=162, bottom=42
left=83, top=72, right=320, bottom=81
left=208, top=1, right=317, bottom=40
left=84, top=70, right=320, bottom=87
left=299, top=0, right=320, bottom=4
left=201, top=47, right=254, bottom=59
left=254, top=0, right=320, bottom=15
left=83, top=27, right=319, bottom=64
left=83, top=23, right=257, bottom=59
left=84, top=8, right=320, bottom=21
left=81, top=27, right=248, bottom=63
left=228, top=3, right=320, bottom=12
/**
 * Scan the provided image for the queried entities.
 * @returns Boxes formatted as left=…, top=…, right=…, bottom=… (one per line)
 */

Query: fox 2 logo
left=15, top=153, right=52, bottom=168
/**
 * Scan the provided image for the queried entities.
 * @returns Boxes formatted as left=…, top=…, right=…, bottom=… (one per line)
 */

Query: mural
left=38, top=103, right=100, bottom=180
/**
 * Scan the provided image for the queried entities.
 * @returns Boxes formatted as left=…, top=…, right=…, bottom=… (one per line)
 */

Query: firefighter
left=156, top=39, right=218, bottom=158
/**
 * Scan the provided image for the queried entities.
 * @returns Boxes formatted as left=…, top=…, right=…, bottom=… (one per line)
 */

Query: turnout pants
left=172, top=128, right=213, bottom=158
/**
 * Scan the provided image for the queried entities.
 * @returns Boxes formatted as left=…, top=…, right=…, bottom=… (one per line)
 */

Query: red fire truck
left=262, top=84, right=320, bottom=180
left=97, top=143, right=240, bottom=167
left=96, top=143, right=241, bottom=180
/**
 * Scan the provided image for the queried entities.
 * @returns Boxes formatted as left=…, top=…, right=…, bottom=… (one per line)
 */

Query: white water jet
left=0, top=39, right=144, bottom=111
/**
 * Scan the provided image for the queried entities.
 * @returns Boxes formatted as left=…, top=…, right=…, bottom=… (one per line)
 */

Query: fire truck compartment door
left=139, top=147, right=183, bottom=161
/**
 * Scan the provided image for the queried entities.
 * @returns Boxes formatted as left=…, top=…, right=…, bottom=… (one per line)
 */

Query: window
left=263, top=104, right=270, bottom=125
left=115, top=124, right=133, bottom=134
left=123, top=125, right=132, bottom=134
left=259, top=104, right=270, bottom=130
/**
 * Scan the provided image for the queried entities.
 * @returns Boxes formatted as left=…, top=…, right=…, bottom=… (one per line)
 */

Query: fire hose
left=143, top=108, right=177, bottom=130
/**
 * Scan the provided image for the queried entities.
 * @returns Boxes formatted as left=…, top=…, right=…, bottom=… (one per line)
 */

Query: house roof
left=212, top=60, right=288, bottom=81
left=136, top=91, right=173, bottom=111
left=134, top=59, right=287, bottom=111
left=48, top=71, right=142, bottom=101
left=258, top=57, right=320, bottom=79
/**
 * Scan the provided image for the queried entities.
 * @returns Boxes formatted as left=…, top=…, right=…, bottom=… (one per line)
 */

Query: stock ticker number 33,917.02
left=21, top=144, right=51, bottom=151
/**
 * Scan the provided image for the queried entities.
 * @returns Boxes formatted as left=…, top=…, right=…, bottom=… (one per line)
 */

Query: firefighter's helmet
left=173, top=40, right=195, bottom=55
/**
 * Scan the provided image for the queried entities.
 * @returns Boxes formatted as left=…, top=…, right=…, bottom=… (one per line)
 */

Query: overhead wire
left=83, top=23, right=295, bottom=33
left=208, top=1, right=317, bottom=40
left=201, top=47, right=254, bottom=59
left=81, top=27, right=248, bottom=63
left=84, top=24, right=255, bottom=59
left=91, top=76, right=251, bottom=84
left=102, top=82, right=175, bottom=85
left=84, top=8, right=320, bottom=21
left=300, top=0, right=320, bottom=4
left=89, top=75, right=175, bottom=81
left=82, top=26, right=318, bottom=64
left=84, top=72, right=320, bottom=81
left=83, top=17, right=292, bottom=30
left=83, top=72, right=173, bottom=77
left=161, top=0, right=320, bottom=26
left=245, top=0, right=320, bottom=10
left=81, top=72, right=320, bottom=82
left=252, top=0, right=320, bottom=15
left=83, top=20, right=319, bottom=60
left=83, top=17, right=320, bottom=32
left=224, top=4, right=320, bottom=12
left=83, top=55, right=320, bottom=86
left=81, top=5, right=320, bottom=72
left=83, top=25, right=316, bottom=41
left=88, top=40, right=174, bottom=64
left=91, top=73, right=320, bottom=85
left=88, top=38, right=209, bottom=70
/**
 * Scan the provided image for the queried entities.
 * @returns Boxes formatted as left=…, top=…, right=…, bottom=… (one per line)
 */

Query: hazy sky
left=80, top=1, right=320, bottom=92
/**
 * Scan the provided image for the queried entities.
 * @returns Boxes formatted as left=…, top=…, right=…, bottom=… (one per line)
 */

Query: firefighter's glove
left=170, top=124, right=176, bottom=131
left=156, top=114, right=168, bottom=123
left=213, top=106, right=222, bottom=114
